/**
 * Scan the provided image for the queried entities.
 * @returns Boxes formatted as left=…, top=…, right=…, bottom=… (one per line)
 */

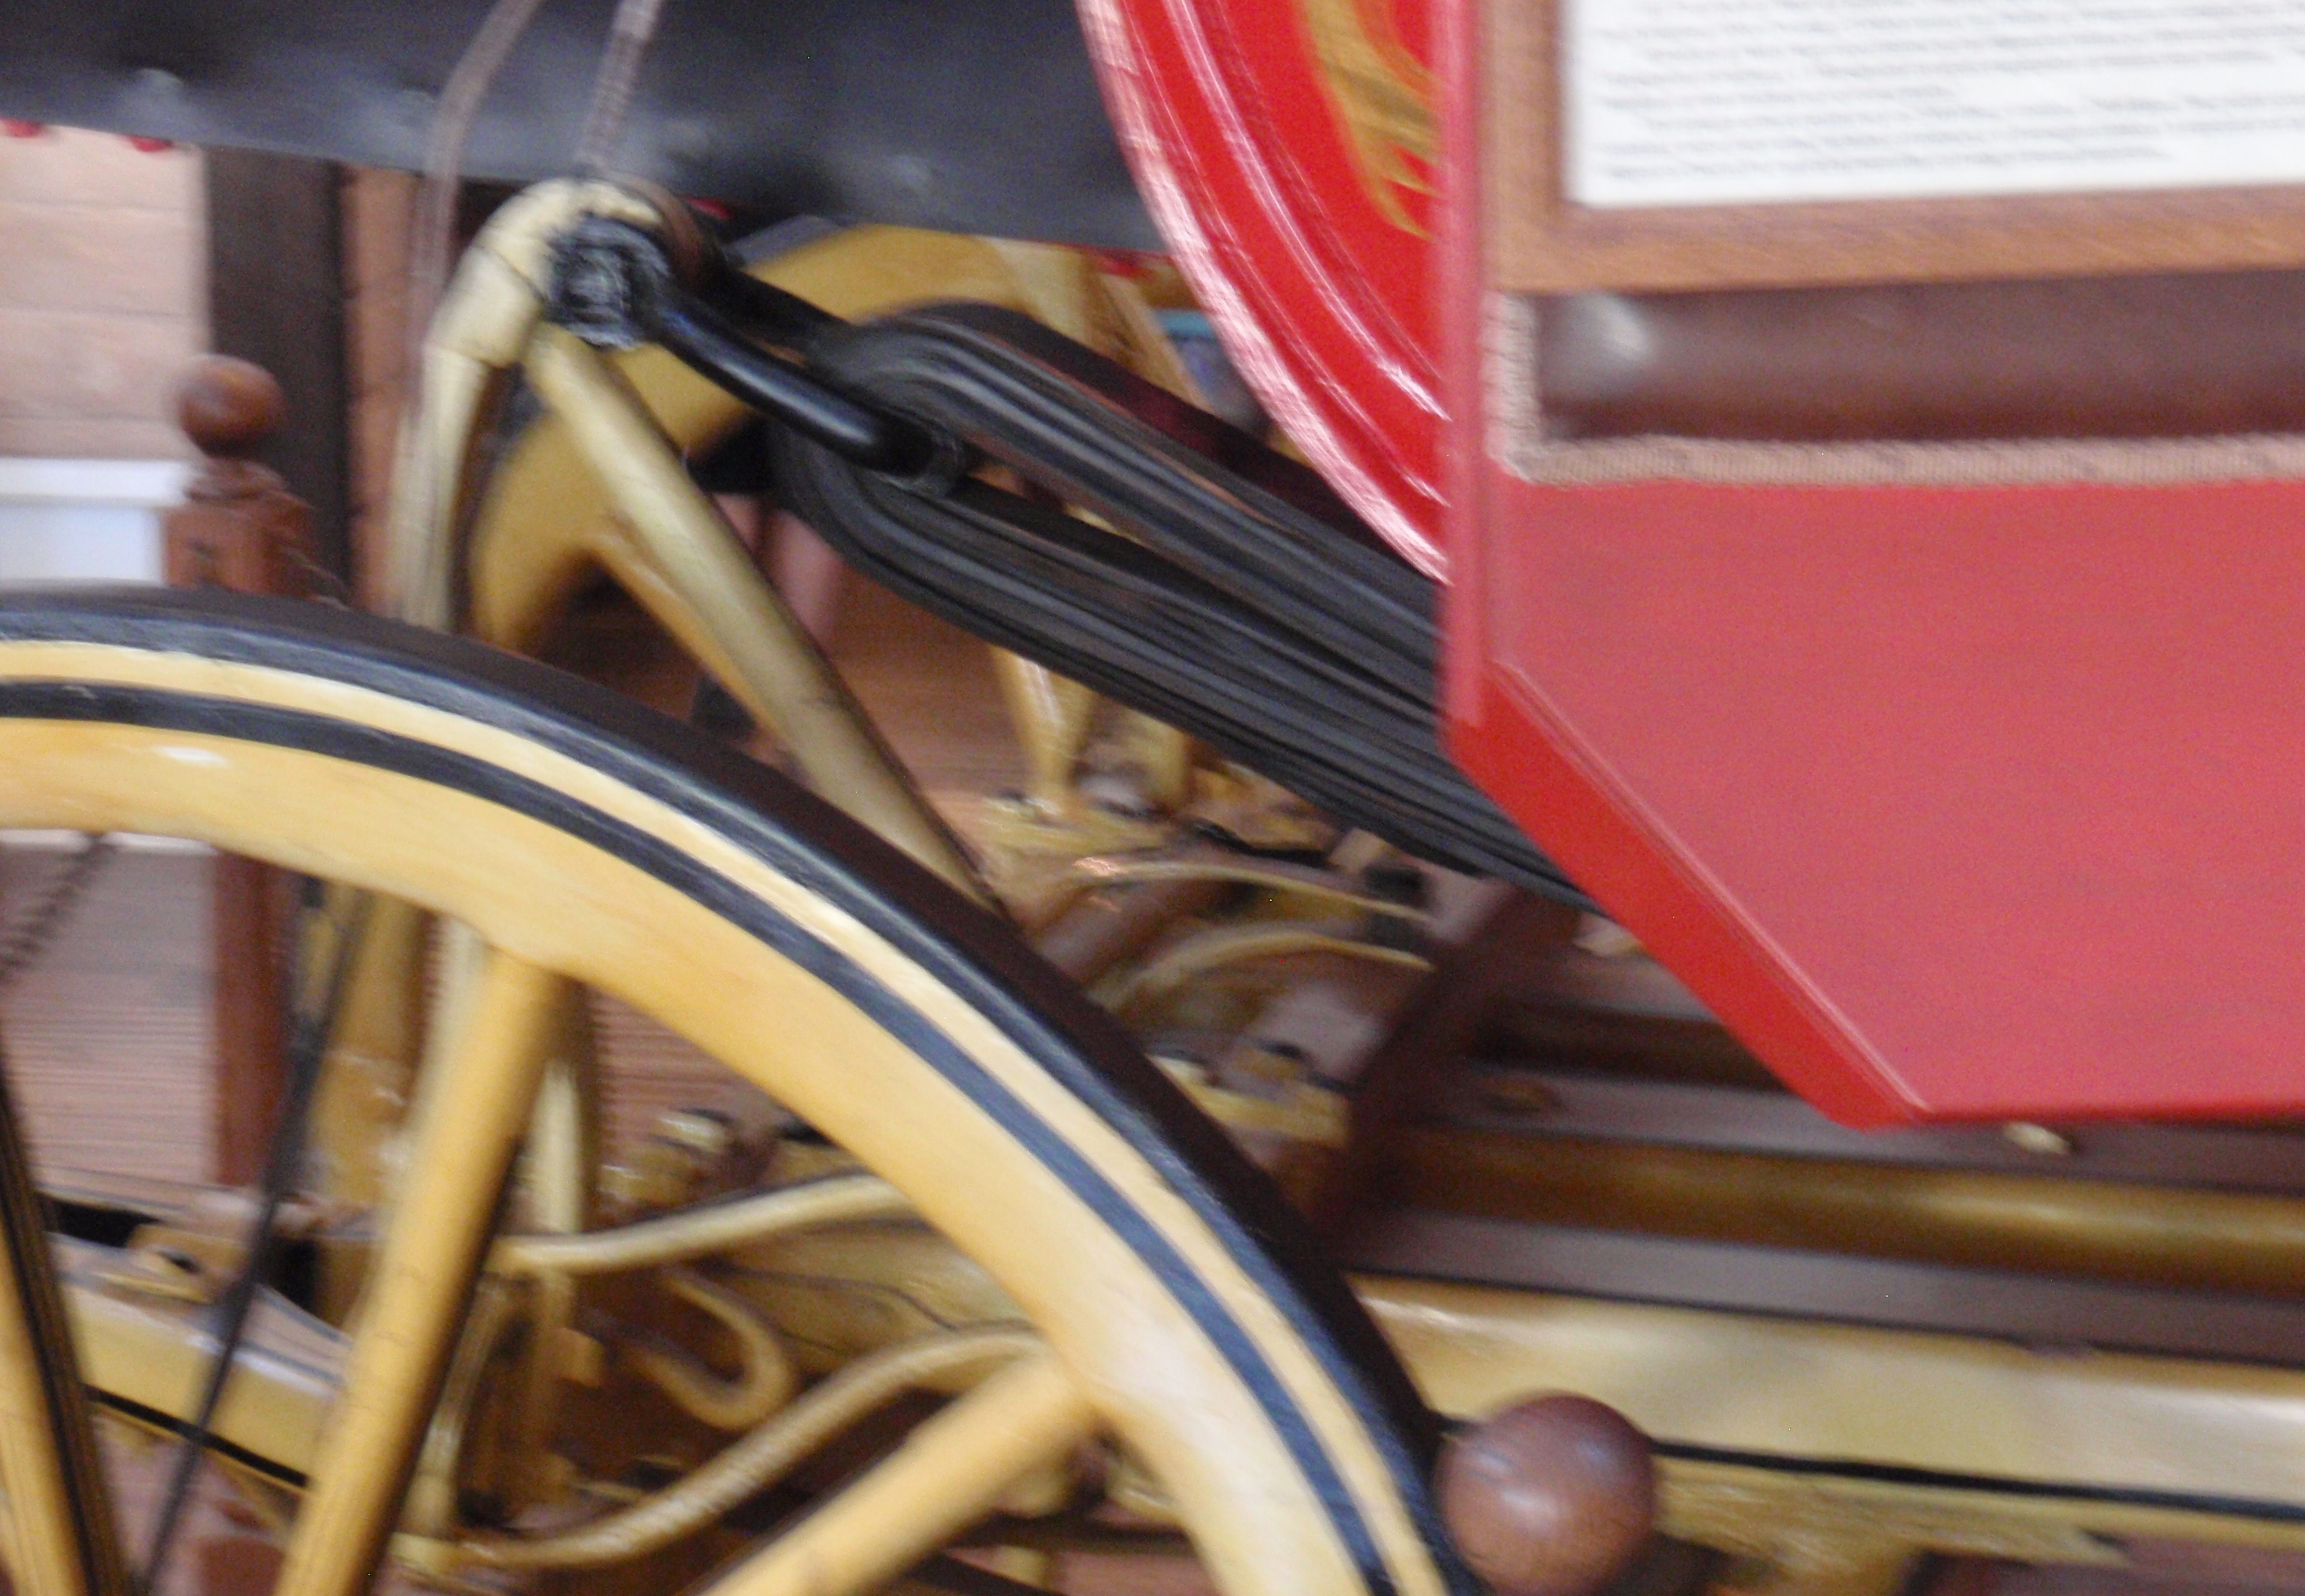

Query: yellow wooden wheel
left=0, top=588, right=1464, bottom=1596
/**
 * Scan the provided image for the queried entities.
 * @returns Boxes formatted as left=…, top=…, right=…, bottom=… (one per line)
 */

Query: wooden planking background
left=0, top=128, right=206, bottom=461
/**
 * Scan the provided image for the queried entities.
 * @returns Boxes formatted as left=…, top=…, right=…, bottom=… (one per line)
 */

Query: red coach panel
left=1085, top=0, right=2305, bottom=1124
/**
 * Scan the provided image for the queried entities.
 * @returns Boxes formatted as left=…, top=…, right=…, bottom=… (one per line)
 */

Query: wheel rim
left=0, top=588, right=1463, bottom=1596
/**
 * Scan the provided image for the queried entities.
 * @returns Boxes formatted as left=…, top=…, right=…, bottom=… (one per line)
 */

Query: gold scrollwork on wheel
left=1297, top=0, right=1439, bottom=231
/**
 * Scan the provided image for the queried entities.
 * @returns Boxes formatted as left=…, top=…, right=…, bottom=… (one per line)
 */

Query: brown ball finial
left=176, top=356, right=284, bottom=459
left=1438, top=1394, right=1656, bottom=1596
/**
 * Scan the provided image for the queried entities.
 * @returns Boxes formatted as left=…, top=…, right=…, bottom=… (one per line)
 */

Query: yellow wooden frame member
left=457, top=219, right=1197, bottom=868
left=1373, top=1276, right=2305, bottom=1592
left=60, top=1219, right=2305, bottom=1593
left=387, top=181, right=985, bottom=903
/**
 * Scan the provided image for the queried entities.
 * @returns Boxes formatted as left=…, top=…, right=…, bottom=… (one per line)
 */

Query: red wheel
left=1079, top=0, right=1448, bottom=574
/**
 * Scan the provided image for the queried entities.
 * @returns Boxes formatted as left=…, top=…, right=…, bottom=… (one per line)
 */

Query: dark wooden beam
left=204, top=147, right=350, bottom=581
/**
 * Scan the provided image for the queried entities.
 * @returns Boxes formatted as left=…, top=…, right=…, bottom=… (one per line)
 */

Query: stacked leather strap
left=767, top=302, right=1590, bottom=907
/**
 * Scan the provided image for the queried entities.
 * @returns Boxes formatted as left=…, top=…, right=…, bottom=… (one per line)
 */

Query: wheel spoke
left=273, top=946, right=567, bottom=1596
left=0, top=1057, right=125, bottom=1596
left=699, top=1350, right=1097, bottom=1596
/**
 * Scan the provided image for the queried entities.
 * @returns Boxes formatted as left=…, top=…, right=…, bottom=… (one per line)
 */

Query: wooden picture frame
left=1485, top=0, right=2305, bottom=295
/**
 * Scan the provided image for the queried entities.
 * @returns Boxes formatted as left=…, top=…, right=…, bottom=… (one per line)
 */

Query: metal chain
left=0, top=835, right=113, bottom=999
left=284, top=546, right=353, bottom=608
left=571, top=0, right=674, bottom=176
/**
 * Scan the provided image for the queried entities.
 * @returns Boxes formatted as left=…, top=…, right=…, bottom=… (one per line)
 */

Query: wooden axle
left=1382, top=1124, right=2305, bottom=1297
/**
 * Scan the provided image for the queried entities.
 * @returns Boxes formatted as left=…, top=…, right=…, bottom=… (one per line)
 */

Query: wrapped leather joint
left=544, top=216, right=961, bottom=483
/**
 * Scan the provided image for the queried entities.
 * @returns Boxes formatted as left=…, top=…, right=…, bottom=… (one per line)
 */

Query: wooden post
left=164, top=356, right=317, bottom=1186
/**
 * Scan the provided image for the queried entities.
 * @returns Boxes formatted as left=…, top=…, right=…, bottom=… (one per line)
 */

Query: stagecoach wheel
left=0, top=588, right=1465, bottom=1596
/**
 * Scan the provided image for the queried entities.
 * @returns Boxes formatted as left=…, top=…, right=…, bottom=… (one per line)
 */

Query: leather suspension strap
left=764, top=303, right=1589, bottom=905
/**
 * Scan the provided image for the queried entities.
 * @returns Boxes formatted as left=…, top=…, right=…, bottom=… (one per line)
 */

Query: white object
left=1566, top=0, right=2305, bottom=209
left=0, top=459, right=188, bottom=584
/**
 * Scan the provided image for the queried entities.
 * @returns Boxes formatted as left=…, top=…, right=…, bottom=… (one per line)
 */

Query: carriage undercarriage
left=3, top=5, right=2305, bottom=1595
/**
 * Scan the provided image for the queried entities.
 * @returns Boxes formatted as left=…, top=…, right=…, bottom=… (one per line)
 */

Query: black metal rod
left=705, top=268, right=845, bottom=346
left=650, top=284, right=943, bottom=476
left=142, top=890, right=370, bottom=1593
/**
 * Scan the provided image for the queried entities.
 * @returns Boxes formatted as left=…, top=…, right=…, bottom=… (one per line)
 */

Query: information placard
left=1487, top=0, right=2305, bottom=292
